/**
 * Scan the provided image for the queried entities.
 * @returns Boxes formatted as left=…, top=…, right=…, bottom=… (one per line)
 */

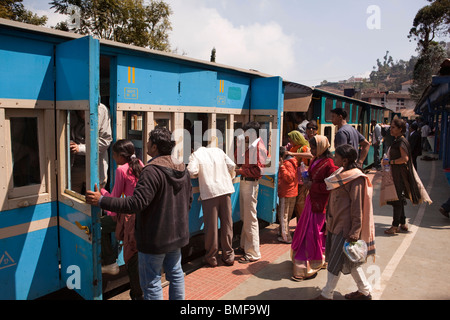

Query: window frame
left=1, top=108, right=55, bottom=210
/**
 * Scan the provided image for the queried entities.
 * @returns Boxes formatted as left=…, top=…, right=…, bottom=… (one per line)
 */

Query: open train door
left=250, top=77, right=284, bottom=223
left=55, top=36, right=102, bottom=300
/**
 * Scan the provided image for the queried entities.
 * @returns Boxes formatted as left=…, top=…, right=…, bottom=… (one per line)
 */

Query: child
left=314, top=144, right=375, bottom=300
left=101, top=139, right=144, bottom=300
left=277, top=146, right=299, bottom=243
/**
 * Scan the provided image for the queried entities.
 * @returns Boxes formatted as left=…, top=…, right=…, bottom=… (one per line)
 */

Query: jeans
left=138, top=249, right=185, bottom=300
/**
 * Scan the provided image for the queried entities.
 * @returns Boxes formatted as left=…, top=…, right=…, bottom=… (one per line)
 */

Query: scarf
left=325, top=167, right=376, bottom=259
left=288, top=130, right=309, bottom=147
left=313, top=135, right=330, bottom=157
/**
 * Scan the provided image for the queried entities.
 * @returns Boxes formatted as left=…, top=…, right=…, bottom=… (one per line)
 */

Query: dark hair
left=307, top=120, right=318, bottom=129
left=112, top=139, right=143, bottom=179
left=308, top=137, right=332, bottom=158
left=335, top=144, right=361, bottom=171
left=330, top=107, right=347, bottom=120
left=243, top=121, right=261, bottom=138
left=410, top=122, right=418, bottom=131
left=149, top=127, right=175, bottom=156
left=391, top=118, right=406, bottom=134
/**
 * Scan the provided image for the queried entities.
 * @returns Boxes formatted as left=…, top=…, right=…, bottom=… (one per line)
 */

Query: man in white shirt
left=187, top=146, right=236, bottom=267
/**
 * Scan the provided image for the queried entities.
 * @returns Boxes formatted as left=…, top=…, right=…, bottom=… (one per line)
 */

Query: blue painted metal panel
left=116, top=54, right=253, bottom=111
left=179, top=66, right=216, bottom=107
left=55, top=36, right=102, bottom=300
left=216, top=73, right=250, bottom=110
left=117, top=55, right=180, bottom=105
left=250, top=77, right=283, bottom=223
left=56, top=36, right=92, bottom=102
left=0, top=203, right=60, bottom=300
left=251, top=77, right=283, bottom=111
left=58, top=202, right=96, bottom=300
left=0, top=33, right=54, bottom=101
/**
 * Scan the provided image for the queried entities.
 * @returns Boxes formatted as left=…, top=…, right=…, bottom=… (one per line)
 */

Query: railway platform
left=109, top=156, right=450, bottom=301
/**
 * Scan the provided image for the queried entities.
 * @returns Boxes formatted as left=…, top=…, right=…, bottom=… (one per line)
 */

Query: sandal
left=238, top=256, right=258, bottom=264
left=384, top=226, right=398, bottom=234
left=291, top=276, right=304, bottom=282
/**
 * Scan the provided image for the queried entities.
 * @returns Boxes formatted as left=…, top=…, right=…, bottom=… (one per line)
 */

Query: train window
left=324, top=98, right=334, bottom=122
left=352, top=105, right=359, bottom=125
left=254, top=115, right=273, bottom=164
left=324, top=126, right=332, bottom=147
left=184, top=113, right=209, bottom=150
left=216, top=115, right=227, bottom=152
left=67, top=111, right=87, bottom=195
left=123, top=111, right=144, bottom=161
left=5, top=109, right=47, bottom=200
left=154, top=113, right=171, bottom=130
left=10, top=117, right=41, bottom=188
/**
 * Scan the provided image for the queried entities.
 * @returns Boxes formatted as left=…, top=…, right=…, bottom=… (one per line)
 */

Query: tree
left=408, top=0, right=450, bottom=101
left=408, top=0, right=450, bottom=52
left=0, top=0, right=48, bottom=26
left=50, top=0, right=172, bottom=51
left=210, top=47, right=216, bottom=62
left=410, top=41, right=447, bottom=101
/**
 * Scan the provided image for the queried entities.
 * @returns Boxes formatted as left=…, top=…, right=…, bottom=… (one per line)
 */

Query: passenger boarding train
left=0, top=18, right=389, bottom=300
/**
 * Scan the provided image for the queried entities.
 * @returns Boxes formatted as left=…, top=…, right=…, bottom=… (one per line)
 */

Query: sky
left=21, top=0, right=447, bottom=87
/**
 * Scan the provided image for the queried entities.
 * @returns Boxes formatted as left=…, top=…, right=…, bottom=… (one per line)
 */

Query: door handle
left=75, top=221, right=90, bottom=235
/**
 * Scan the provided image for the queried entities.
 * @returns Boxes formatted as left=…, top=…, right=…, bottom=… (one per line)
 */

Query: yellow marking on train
left=128, top=67, right=135, bottom=83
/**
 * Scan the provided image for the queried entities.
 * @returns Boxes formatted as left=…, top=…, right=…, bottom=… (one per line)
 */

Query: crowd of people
left=80, top=108, right=435, bottom=301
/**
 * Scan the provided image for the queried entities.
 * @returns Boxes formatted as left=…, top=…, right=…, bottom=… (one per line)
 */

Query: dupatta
left=325, top=168, right=376, bottom=258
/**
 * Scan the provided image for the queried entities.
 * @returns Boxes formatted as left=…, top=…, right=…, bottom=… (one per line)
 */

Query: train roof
left=1, top=18, right=387, bottom=113
left=415, top=75, right=450, bottom=115
left=0, top=18, right=276, bottom=80
left=313, top=87, right=386, bottom=110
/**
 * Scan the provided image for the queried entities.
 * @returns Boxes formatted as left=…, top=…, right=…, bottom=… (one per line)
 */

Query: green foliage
left=0, top=0, right=48, bottom=26
left=408, top=0, right=450, bottom=52
left=408, top=0, right=450, bottom=101
left=50, top=0, right=172, bottom=51
left=370, top=51, right=418, bottom=92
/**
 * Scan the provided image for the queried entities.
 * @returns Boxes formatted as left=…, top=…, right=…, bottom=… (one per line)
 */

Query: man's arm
left=86, top=167, right=157, bottom=213
left=358, top=139, right=370, bottom=165
left=186, top=153, right=199, bottom=178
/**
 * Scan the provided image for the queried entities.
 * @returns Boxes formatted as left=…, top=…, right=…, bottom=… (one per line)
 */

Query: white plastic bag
left=343, top=240, right=368, bottom=263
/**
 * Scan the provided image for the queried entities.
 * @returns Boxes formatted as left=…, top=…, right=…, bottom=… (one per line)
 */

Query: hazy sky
left=22, top=0, right=446, bottom=86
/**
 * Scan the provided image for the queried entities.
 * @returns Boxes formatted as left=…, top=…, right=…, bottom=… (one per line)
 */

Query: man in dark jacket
left=408, top=122, right=422, bottom=170
left=86, top=128, right=192, bottom=300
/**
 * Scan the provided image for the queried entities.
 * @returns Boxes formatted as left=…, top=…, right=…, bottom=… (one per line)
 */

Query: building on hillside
left=361, top=84, right=416, bottom=119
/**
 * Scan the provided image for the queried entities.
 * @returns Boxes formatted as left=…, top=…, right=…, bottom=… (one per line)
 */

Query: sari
left=291, top=136, right=338, bottom=279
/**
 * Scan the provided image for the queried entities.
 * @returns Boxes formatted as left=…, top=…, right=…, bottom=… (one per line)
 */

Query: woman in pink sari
left=291, top=135, right=338, bottom=281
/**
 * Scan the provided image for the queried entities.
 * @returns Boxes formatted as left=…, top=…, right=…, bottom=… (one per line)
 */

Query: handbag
left=379, top=168, right=399, bottom=206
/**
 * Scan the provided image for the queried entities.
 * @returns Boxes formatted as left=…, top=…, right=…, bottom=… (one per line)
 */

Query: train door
left=55, top=36, right=103, bottom=300
left=249, top=77, right=283, bottom=223
left=0, top=32, right=59, bottom=299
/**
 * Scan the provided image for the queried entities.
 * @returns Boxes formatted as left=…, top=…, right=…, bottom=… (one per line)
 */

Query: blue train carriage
left=0, top=18, right=283, bottom=300
left=307, top=88, right=386, bottom=168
